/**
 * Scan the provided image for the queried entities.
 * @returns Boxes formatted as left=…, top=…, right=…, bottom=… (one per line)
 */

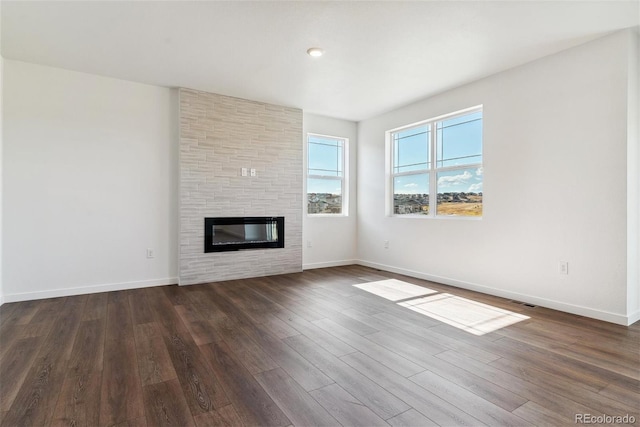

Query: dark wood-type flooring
left=0, top=265, right=638, bottom=426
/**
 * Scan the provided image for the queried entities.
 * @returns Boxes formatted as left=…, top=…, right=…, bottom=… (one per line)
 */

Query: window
left=307, top=134, right=347, bottom=215
left=389, top=107, right=483, bottom=217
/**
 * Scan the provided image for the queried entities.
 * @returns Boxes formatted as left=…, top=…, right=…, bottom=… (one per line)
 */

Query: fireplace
left=204, top=217, right=285, bottom=253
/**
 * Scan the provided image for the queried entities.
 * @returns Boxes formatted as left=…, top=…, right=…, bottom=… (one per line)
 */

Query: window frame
left=386, top=105, right=483, bottom=219
left=306, top=133, right=349, bottom=216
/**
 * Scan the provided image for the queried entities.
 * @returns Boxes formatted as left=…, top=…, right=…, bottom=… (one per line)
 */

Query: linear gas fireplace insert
left=204, top=217, right=284, bottom=253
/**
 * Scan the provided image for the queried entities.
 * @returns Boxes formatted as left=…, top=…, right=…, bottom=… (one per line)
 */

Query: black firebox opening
left=204, top=217, right=285, bottom=253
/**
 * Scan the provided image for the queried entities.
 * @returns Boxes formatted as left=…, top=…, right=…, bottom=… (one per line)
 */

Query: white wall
left=303, top=113, right=358, bottom=269
left=357, top=30, right=636, bottom=325
left=0, top=57, right=4, bottom=306
left=3, top=60, right=178, bottom=302
left=0, top=1, right=4, bottom=305
left=627, top=30, right=640, bottom=323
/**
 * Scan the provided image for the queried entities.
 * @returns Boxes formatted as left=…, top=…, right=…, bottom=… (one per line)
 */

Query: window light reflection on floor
left=353, top=279, right=438, bottom=302
left=354, top=280, right=529, bottom=335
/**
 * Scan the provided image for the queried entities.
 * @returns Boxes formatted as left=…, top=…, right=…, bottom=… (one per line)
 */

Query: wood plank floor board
left=487, top=336, right=640, bottom=392
left=339, top=350, right=486, bottom=427
left=259, top=314, right=302, bottom=340
left=271, top=309, right=357, bottom=357
left=249, top=283, right=327, bottom=322
left=0, top=265, right=637, bottom=427
left=207, top=316, right=279, bottom=375
left=100, top=293, right=145, bottom=426
left=50, top=371, right=102, bottom=427
left=144, top=287, right=231, bottom=414
left=104, top=291, right=136, bottom=343
left=158, top=327, right=230, bottom=415
left=128, top=288, right=156, bottom=325
left=598, top=382, right=640, bottom=409
left=192, top=404, right=244, bottom=427
left=435, top=349, right=603, bottom=422
left=365, top=330, right=445, bottom=359
left=201, top=341, right=291, bottom=427
left=174, top=304, right=223, bottom=345
left=201, top=284, right=333, bottom=391
left=2, top=295, right=87, bottom=427
left=312, top=318, right=425, bottom=377
left=342, top=309, right=449, bottom=355
left=280, top=290, right=354, bottom=318
left=387, top=408, right=439, bottom=427
left=364, top=331, right=529, bottom=412
left=349, top=293, right=442, bottom=328
left=142, top=378, right=196, bottom=427
left=133, top=322, right=178, bottom=386
left=495, top=323, right=640, bottom=379
left=183, top=290, right=230, bottom=324
left=66, top=319, right=105, bottom=377
left=5, top=299, right=46, bottom=326
left=238, top=320, right=334, bottom=392
left=28, top=298, right=68, bottom=326
left=308, top=383, right=390, bottom=427
left=113, top=416, right=148, bottom=427
left=322, top=311, right=380, bottom=336
left=480, top=339, right=612, bottom=392
left=0, top=337, right=42, bottom=412
left=81, top=292, right=108, bottom=321
left=489, top=355, right=640, bottom=419
left=511, top=401, right=574, bottom=426
left=0, top=322, right=51, bottom=366
left=408, top=370, right=532, bottom=426
left=254, top=367, right=339, bottom=427
left=230, top=281, right=290, bottom=315
left=374, top=311, right=502, bottom=364
left=283, top=334, right=410, bottom=420
left=17, top=321, right=54, bottom=339
left=162, top=285, right=191, bottom=306
left=0, top=302, right=19, bottom=327
left=52, top=317, right=106, bottom=425
left=214, top=285, right=301, bottom=340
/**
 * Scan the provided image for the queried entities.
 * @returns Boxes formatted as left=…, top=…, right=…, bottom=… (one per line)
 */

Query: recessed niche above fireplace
left=204, top=217, right=285, bottom=253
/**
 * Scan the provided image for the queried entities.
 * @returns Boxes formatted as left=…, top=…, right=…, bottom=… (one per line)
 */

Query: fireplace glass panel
left=204, top=217, right=284, bottom=252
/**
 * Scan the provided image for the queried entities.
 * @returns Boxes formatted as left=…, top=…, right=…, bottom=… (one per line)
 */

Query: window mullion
left=429, top=122, right=436, bottom=217
left=434, top=162, right=482, bottom=174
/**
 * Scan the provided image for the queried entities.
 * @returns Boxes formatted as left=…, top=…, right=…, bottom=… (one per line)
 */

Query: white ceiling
left=2, top=1, right=639, bottom=121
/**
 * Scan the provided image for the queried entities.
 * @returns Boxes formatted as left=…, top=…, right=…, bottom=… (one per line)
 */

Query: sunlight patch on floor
left=353, top=279, right=437, bottom=301
left=399, top=293, right=530, bottom=336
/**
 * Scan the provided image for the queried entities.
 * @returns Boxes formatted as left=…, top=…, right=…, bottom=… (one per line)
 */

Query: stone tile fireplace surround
left=179, top=89, right=302, bottom=285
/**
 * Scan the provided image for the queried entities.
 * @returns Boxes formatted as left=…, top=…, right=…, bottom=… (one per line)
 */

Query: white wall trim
left=628, top=310, right=640, bottom=326
left=303, top=259, right=358, bottom=270
left=2, top=277, right=178, bottom=303
left=356, top=259, right=634, bottom=326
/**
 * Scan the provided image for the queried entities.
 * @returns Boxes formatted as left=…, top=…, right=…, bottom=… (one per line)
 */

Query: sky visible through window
left=308, top=135, right=343, bottom=194
left=394, top=111, right=483, bottom=194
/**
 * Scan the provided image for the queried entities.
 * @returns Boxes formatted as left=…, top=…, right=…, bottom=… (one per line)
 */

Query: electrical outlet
left=250, top=168, right=256, bottom=177
left=241, top=168, right=248, bottom=177
left=559, top=261, right=568, bottom=275
left=147, top=248, right=155, bottom=259
left=384, top=240, right=389, bottom=249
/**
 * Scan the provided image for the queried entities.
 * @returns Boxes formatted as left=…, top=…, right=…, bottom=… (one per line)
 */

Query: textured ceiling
left=2, top=1, right=638, bottom=121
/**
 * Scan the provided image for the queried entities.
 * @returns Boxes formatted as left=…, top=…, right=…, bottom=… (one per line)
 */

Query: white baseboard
left=356, top=259, right=634, bottom=326
left=2, top=277, right=179, bottom=304
left=628, top=309, right=640, bottom=326
left=303, top=259, right=358, bottom=270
